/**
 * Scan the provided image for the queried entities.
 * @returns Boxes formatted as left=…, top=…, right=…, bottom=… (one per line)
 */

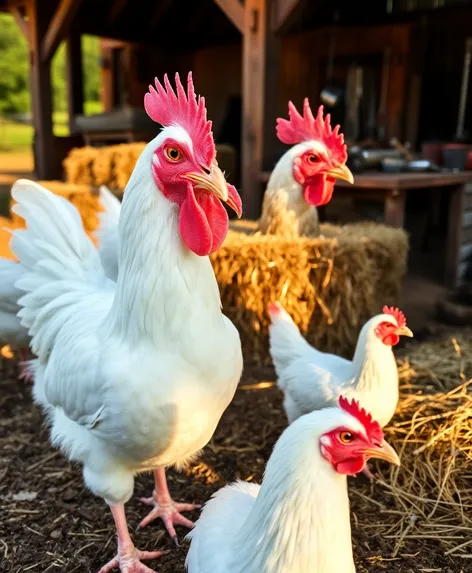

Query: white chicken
left=0, top=186, right=121, bottom=381
left=10, top=72, right=243, bottom=573
left=258, top=100, right=353, bottom=238
left=186, top=396, right=400, bottom=573
left=268, top=302, right=412, bottom=429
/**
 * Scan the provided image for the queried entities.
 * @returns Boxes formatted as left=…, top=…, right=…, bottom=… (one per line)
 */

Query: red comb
left=144, top=72, right=215, bottom=166
left=339, top=396, right=383, bottom=443
left=276, top=100, right=347, bottom=164
left=382, top=306, right=406, bottom=328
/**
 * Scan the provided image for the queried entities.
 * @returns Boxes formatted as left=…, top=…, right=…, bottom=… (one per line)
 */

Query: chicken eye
left=165, top=147, right=182, bottom=161
left=307, top=154, right=320, bottom=164
left=339, top=431, right=354, bottom=444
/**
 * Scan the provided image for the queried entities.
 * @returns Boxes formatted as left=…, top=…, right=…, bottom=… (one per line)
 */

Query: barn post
left=241, top=0, right=302, bottom=219
left=66, top=23, right=84, bottom=134
left=241, top=0, right=268, bottom=219
left=24, top=0, right=57, bottom=179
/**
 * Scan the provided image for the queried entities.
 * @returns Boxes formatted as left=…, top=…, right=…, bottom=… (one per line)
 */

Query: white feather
left=259, top=142, right=322, bottom=237
left=186, top=408, right=361, bottom=573
left=96, top=185, right=121, bottom=281
left=269, top=304, right=399, bottom=427
left=0, top=185, right=123, bottom=355
left=11, top=127, right=242, bottom=508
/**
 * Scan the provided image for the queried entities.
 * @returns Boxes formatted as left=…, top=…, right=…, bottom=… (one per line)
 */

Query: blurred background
left=0, top=0, right=472, bottom=324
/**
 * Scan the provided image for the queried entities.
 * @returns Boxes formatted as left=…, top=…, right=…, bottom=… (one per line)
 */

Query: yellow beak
left=183, top=163, right=229, bottom=202
left=326, top=163, right=354, bottom=184
left=360, top=440, right=401, bottom=466
left=398, top=326, right=414, bottom=338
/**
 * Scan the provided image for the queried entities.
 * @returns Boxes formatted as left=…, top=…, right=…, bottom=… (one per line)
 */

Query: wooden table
left=260, top=170, right=472, bottom=287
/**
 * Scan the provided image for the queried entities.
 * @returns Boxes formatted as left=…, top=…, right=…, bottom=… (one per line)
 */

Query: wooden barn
left=1, top=0, right=472, bottom=286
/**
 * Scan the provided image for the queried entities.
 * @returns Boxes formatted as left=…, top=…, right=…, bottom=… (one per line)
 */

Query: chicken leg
left=138, top=468, right=201, bottom=544
left=17, top=348, right=33, bottom=383
left=99, top=504, right=165, bottom=573
left=362, top=464, right=375, bottom=481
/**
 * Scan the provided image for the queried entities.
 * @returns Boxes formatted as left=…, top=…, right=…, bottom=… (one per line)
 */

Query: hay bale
left=63, top=143, right=145, bottom=189
left=62, top=146, right=101, bottom=185
left=321, top=222, right=409, bottom=306
left=9, top=180, right=103, bottom=238
left=212, top=222, right=408, bottom=364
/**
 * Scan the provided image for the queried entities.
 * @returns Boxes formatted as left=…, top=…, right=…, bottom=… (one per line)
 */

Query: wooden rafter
left=41, top=0, right=83, bottom=63
left=148, top=0, right=173, bottom=32
left=109, top=0, right=128, bottom=23
left=10, top=6, right=29, bottom=42
left=273, top=0, right=302, bottom=33
left=213, top=0, right=244, bottom=34
left=5, top=0, right=27, bottom=8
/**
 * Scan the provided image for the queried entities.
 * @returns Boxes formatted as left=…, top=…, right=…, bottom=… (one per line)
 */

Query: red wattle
left=335, top=456, right=366, bottom=476
left=303, top=175, right=335, bottom=207
left=179, top=186, right=229, bottom=256
left=382, top=333, right=400, bottom=347
left=180, top=187, right=213, bottom=256
left=197, top=192, right=229, bottom=252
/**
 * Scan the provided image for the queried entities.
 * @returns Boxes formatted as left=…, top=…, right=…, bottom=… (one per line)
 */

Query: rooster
left=186, top=396, right=400, bottom=573
left=268, top=303, right=412, bottom=430
left=258, top=101, right=353, bottom=238
left=0, top=186, right=121, bottom=382
left=10, top=72, right=243, bottom=573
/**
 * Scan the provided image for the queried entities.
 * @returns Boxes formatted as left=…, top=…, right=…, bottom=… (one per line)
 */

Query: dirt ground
left=0, top=356, right=465, bottom=573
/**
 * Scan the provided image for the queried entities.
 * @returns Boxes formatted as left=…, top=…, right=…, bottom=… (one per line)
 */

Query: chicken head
left=144, top=73, right=242, bottom=256
left=276, top=100, right=353, bottom=206
left=319, top=396, right=400, bottom=475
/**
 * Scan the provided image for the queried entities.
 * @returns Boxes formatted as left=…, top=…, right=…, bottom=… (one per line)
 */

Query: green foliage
left=0, top=13, right=101, bottom=114
left=0, top=14, right=30, bottom=114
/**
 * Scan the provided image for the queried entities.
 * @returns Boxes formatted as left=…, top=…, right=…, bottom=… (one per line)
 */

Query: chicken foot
left=138, top=467, right=201, bottom=544
left=362, top=464, right=375, bottom=481
left=17, top=348, right=33, bottom=383
left=99, top=504, right=166, bottom=573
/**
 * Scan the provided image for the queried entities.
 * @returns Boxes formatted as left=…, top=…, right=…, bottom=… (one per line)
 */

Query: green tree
left=0, top=14, right=30, bottom=114
left=51, top=36, right=101, bottom=111
left=0, top=13, right=101, bottom=114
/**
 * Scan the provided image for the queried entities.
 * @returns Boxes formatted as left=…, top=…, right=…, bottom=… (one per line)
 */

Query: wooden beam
left=5, top=0, right=27, bottom=8
left=10, top=6, right=30, bottom=42
left=242, top=0, right=269, bottom=219
left=26, top=0, right=57, bottom=179
left=109, top=0, right=128, bottom=23
left=66, top=25, right=84, bottom=133
left=213, top=0, right=244, bottom=34
left=41, top=0, right=83, bottom=63
left=148, top=0, right=173, bottom=32
left=99, top=41, right=114, bottom=112
left=273, top=0, right=303, bottom=33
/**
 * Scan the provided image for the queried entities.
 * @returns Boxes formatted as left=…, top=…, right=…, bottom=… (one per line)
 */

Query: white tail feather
left=268, top=302, right=311, bottom=378
left=10, top=180, right=107, bottom=357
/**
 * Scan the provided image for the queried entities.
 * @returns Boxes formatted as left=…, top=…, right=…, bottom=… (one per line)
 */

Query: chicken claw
left=18, top=362, right=33, bottom=383
left=98, top=548, right=165, bottom=573
left=362, top=464, right=375, bottom=481
left=99, top=503, right=167, bottom=573
left=18, top=349, right=33, bottom=383
left=138, top=468, right=201, bottom=543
